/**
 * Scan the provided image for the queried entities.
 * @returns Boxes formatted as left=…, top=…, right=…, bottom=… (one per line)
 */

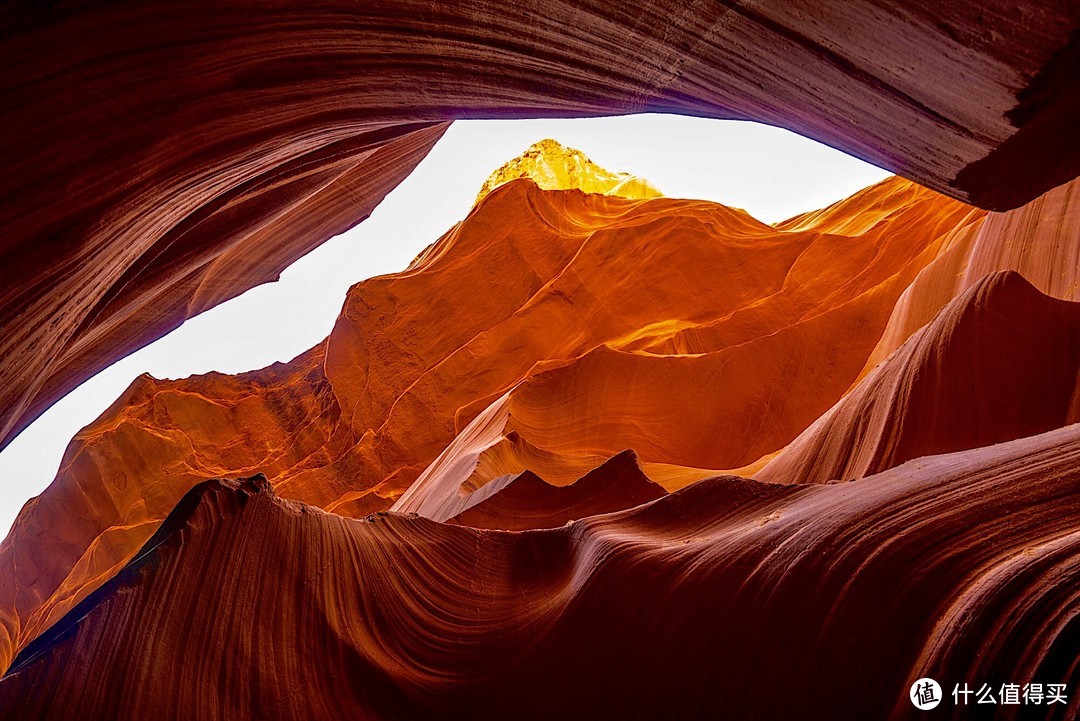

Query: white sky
left=0, top=114, right=891, bottom=540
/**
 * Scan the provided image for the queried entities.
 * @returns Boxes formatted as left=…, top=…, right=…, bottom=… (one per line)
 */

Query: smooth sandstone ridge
left=0, top=148, right=995, bottom=671
left=447, top=449, right=668, bottom=531
left=758, top=270, right=1080, bottom=485
left=1, top=2, right=1079, bottom=454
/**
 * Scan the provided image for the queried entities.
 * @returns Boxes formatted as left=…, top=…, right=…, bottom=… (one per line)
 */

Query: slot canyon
left=1, top=3, right=1079, bottom=719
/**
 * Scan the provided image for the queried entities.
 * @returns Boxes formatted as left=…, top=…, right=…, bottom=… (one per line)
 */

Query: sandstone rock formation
left=865, top=175, right=1080, bottom=369
left=3, top=118, right=1080, bottom=717
left=448, top=449, right=667, bottom=531
left=0, top=118, right=448, bottom=453
left=1, top=1, right=1078, bottom=455
left=758, top=271, right=1080, bottom=485
left=3, top=419, right=1079, bottom=719
left=0, top=145, right=989, bottom=672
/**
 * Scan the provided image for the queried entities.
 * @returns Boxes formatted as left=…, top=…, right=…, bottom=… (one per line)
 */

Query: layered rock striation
left=3, top=421, right=1079, bottom=719
left=2, top=136, right=1080, bottom=718
left=759, top=271, right=1080, bottom=485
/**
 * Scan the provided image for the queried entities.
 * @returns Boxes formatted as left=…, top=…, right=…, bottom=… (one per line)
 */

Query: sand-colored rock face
left=0, top=157, right=988, bottom=671
left=475, top=139, right=662, bottom=203
left=3, top=419, right=1080, bottom=719
left=1, top=2, right=1078, bottom=457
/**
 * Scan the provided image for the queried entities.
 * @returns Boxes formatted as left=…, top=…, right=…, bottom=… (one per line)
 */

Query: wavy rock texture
left=758, top=271, right=1080, bottom=485
left=865, top=176, right=1080, bottom=368
left=2, top=1, right=1079, bottom=455
left=2, top=420, right=1080, bottom=720
left=0, top=156, right=985, bottom=671
left=392, top=174, right=989, bottom=518
left=3, top=140, right=1080, bottom=718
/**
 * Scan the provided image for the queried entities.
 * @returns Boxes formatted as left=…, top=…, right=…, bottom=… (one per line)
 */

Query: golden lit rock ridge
left=475, top=139, right=662, bottom=203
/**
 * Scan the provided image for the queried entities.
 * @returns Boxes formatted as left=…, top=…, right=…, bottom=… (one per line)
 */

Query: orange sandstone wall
left=0, top=157, right=979, bottom=672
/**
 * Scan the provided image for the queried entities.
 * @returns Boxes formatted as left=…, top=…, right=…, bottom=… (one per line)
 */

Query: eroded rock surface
left=0, top=147, right=988, bottom=671
left=3, top=422, right=1079, bottom=719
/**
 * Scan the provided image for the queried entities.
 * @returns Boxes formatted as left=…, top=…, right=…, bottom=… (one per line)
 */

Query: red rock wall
left=0, top=118, right=449, bottom=453
left=0, top=141, right=1078, bottom=717
left=2, top=5, right=1080, bottom=701
left=3, top=418, right=1079, bottom=719
left=447, top=450, right=668, bottom=531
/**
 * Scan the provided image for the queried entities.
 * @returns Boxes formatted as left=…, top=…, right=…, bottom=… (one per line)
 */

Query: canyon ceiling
left=1, top=1, right=1078, bottom=453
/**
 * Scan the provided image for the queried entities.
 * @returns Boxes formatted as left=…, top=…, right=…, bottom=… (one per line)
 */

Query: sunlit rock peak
left=475, top=138, right=663, bottom=203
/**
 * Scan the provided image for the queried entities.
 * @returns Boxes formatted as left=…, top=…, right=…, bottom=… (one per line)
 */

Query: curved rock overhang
left=0, top=1, right=1077, bottom=449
